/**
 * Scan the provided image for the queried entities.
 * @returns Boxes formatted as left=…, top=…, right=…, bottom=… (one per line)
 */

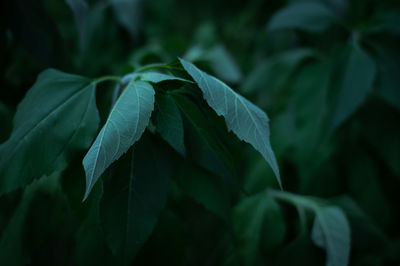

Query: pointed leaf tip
left=179, top=58, right=281, bottom=188
left=82, top=80, right=155, bottom=199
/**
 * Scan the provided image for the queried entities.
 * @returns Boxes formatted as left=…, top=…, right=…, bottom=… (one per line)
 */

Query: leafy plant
left=1, top=0, right=399, bottom=265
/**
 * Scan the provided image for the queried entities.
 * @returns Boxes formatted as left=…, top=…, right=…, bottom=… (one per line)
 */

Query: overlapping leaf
left=179, top=58, right=281, bottom=187
left=83, top=80, right=155, bottom=200
left=154, top=93, right=186, bottom=156
left=172, top=93, right=235, bottom=179
left=0, top=69, right=99, bottom=195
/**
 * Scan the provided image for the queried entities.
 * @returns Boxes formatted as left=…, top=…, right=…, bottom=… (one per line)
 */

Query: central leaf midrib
left=87, top=81, right=142, bottom=192
left=51, top=86, right=96, bottom=171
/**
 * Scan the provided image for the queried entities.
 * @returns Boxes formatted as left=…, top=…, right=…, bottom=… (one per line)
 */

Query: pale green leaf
left=312, top=207, right=351, bottom=266
left=83, top=80, right=155, bottom=200
left=154, top=93, right=186, bottom=156
left=331, top=45, right=376, bottom=131
left=179, top=58, right=281, bottom=188
left=0, top=69, right=99, bottom=195
left=268, top=2, right=336, bottom=33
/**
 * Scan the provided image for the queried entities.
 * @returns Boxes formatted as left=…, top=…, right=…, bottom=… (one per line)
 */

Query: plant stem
left=135, top=63, right=182, bottom=73
left=93, top=75, right=122, bottom=85
left=268, top=189, right=321, bottom=212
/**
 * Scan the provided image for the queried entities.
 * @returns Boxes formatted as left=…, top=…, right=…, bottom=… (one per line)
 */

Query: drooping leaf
left=311, top=207, right=351, bottom=266
left=267, top=2, right=337, bottom=33
left=154, top=92, right=186, bottom=156
left=172, top=93, right=235, bottom=179
left=0, top=69, right=99, bottom=195
left=65, top=0, right=88, bottom=51
left=83, top=80, right=155, bottom=200
left=233, top=191, right=285, bottom=266
left=179, top=58, right=281, bottom=188
left=330, top=45, right=376, bottom=132
left=101, top=135, right=172, bottom=265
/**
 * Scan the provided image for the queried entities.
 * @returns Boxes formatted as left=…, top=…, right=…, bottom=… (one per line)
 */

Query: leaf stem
left=268, top=189, right=321, bottom=212
left=93, top=75, right=122, bottom=85
left=135, top=63, right=182, bottom=73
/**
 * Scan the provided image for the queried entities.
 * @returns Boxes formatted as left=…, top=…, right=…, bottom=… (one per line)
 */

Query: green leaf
left=330, top=45, right=376, bottom=132
left=267, top=2, right=336, bottom=33
left=311, top=207, right=351, bottom=266
left=0, top=69, right=99, bottom=195
left=178, top=163, right=230, bottom=221
left=83, top=80, right=155, bottom=200
left=101, top=135, right=171, bottom=265
left=154, top=93, right=186, bottom=156
left=233, top=192, right=285, bottom=266
left=172, top=93, right=235, bottom=179
left=179, top=58, right=281, bottom=188
left=242, top=48, right=314, bottom=94
left=184, top=44, right=242, bottom=84
left=207, top=44, right=243, bottom=84
left=0, top=173, right=59, bottom=266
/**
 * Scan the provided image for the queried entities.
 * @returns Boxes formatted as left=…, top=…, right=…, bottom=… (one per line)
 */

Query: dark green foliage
left=1, top=0, right=399, bottom=265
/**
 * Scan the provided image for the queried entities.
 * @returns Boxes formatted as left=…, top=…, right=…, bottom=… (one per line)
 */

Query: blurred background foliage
left=0, top=0, right=399, bottom=265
